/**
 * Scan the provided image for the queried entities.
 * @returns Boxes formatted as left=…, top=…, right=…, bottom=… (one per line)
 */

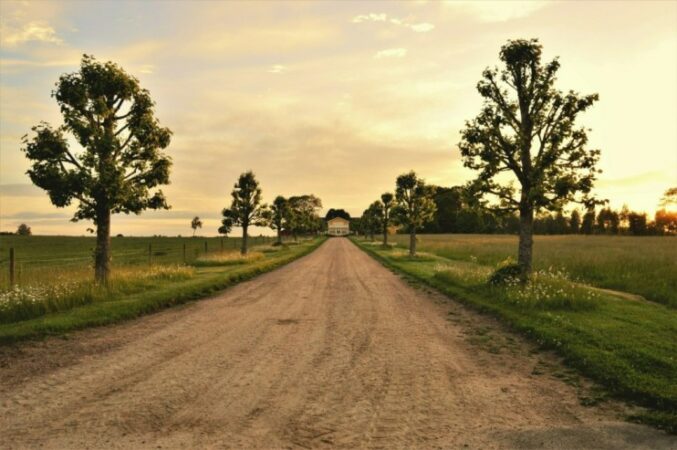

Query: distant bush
left=16, top=224, right=31, bottom=236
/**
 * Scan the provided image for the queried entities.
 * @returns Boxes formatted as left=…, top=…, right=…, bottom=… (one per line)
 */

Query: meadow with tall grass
left=387, top=234, right=677, bottom=307
left=353, top=236, right=677, bottom=432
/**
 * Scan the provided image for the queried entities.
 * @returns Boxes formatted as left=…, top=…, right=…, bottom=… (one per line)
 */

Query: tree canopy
left=459, top=39, right=601, bottom=279
left=21, top=55, right=172, bottom=283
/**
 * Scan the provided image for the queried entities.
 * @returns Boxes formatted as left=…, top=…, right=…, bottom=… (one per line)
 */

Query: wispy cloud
left=374, top=48, right=407, bottom=59
left=352, top=13, right=434, bottom=33
left=0, top=21, right=63, bottom=46
left=138, top=64, right=154, bottom=74
left=268, top=64, right=288, bottom=74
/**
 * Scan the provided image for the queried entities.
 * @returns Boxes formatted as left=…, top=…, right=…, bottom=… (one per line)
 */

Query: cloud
left=268, top=64, right=288, bottom=74
left=352, top=13, right=434, bottom=33
left=352, top=13, right=388, bottom=23
left=374, top=48, right=408, bottom=59
left=0, top=21, right=63, bottom=46
left=409, top=23, right=435, bottom=33
left=138, top=64, right=154, bottom=74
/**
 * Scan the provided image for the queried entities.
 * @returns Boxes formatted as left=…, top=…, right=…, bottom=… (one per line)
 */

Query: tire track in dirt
left=0, top=238, right=674, bottom=449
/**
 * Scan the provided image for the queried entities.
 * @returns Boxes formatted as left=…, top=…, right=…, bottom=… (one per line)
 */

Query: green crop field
left=386, top=234, right=677, bottom=308
left=353, top=235, right=677, bottom=432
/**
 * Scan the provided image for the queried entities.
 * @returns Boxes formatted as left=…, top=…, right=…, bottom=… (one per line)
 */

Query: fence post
left=220, top=238, right=224, bottom=253
left=148, top=243, right=152, bottom=266
left=183, top=243, right=186, bottom=264
left=204, top=241, right=208, bottom=253
left=9, top=248, right=15, bottom=287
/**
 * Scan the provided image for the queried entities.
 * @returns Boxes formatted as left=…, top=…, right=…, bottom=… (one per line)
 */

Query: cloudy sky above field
left=0, top=0, right=676, bottom=236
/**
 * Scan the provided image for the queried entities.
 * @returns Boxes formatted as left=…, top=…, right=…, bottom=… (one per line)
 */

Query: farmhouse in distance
left=327, top=216, right=350, bottom=236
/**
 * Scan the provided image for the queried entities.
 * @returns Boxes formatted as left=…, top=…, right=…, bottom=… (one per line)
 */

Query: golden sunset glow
left=1, top=0, right=675, bottom=235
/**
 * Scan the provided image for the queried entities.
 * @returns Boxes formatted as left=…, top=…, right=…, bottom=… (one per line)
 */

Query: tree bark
left=241, top=224, right=249, bottom=255
left=517, top=204, right=534, bottom=281
left=94, top=208, right=111, bottom=285
left=383, top=215, right=388, bottom=246
left=409, top=228, right=416, bottom=256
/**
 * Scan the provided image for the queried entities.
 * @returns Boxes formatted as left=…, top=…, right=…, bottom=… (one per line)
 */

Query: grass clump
left=192, top=251, right=264, bottom=267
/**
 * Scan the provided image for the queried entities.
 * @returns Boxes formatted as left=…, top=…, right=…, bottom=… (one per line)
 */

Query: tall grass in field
left=388, top=234, right=677, bottom=307
left=0, top=265, right=194, bottom=323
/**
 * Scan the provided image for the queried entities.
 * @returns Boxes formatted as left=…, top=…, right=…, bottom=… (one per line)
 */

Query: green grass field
left=0, top=235, right=275, bottom=287
left=0, top=235, right=323, bottom=342
left=386, top=234, right=677, bottom=308
left=353, top=236, right=677, bottom=432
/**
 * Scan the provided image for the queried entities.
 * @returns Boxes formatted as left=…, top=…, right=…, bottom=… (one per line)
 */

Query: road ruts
left=0, top=238, right=674, bottom=449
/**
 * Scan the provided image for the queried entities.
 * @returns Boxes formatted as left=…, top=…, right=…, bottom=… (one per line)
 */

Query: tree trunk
left=94, top=209, right=111, bottom=285
left=276, top=228, right=282, bottom=245
left=409, top=228, right=416, bottom=256
left=517, top=205, right=534, bottom=281
left=241, top=224, right=249, bottom=255
left=383, top=217, right=388, bottom=246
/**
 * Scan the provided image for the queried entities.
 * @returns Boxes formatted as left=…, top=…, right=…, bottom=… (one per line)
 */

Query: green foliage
left=265, top=195, right=289, bottom=240
left=16, top=224, right=31, bottom=236
left=325, top=208, right=351, bottom=221
left=191, top=216, right=202, bottom=236
left=459, top=39, right=602, bottom=214
left=21, top=55, right=172, bottom=283
left=221, top=171, right=267, bottom=253
left=392, top=171, right=436, bottom=232
left=361, top=201, right=383, bottom=239
left=488, top=262, right=522, bottom=285
left=286, top=194, right=323, bottom=236
left=22, top=55, right=172, bottom=221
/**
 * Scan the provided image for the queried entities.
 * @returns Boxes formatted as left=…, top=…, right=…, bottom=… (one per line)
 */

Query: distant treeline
left=351, top=186, right=676, bottom=236
left=422, top=186, right=676, bottom=236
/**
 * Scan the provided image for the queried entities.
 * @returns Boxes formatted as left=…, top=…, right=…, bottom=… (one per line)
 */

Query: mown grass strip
left=0, top=238, right=325, bottom=344
left=352, top=238, right=677, bottom=433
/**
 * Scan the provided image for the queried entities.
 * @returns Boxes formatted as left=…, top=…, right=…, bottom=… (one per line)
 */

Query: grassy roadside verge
left=0, top=238, right=325, bottom=344
left=352, top=238, right=677, bottom=433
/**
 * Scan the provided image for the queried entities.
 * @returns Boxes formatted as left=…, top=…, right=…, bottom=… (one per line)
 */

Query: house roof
left=327, top=217, right=350, bottom=225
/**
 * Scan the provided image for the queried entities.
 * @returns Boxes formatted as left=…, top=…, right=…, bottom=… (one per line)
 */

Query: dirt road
left=0, top=239, right=673, bottom=449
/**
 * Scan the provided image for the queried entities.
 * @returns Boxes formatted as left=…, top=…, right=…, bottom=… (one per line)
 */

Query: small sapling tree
left=22, top=55, right=172, bottom=284
left=191, top=216, right=202, bottom=237
left=267, top=195, right=288, bottom=245
left=392, top=171, right=436, bottom=256
left=459, top=39, right=601, bottom=280
left=380, top=192, right=394, bottom=246
left=16, top=224, right=32, bottom=236
left=222, top=171, right=267, bottom=254
left=362, top=201, right=383, bottom=241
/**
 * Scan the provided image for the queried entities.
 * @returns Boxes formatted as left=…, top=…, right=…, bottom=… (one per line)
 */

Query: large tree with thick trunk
left=22, top=55, right=172, bottom=284
left=459, top=39, right=601, bottom=280
left=392, top=171, right=436, bottom=256
left=221, top=171, right=267, bottom=255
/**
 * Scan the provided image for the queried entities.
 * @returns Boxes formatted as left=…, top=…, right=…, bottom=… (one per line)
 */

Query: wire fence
left=0, top=235, right=278, bottom=288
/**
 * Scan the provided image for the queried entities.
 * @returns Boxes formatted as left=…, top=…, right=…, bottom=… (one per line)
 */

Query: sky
left=0, top=0, right=675, bottom=236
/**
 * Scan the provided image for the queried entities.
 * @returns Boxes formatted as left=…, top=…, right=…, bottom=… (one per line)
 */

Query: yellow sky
left=0, top=0, right=675, bottom=235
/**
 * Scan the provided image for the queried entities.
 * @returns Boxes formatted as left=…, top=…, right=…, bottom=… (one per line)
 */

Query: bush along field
left=0, top=236, right=325, bottom=343
left=352, top=237, right=677, bottom=433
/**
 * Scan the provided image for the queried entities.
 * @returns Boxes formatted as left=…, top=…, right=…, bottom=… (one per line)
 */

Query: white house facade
left=327, top=217, right=350, bottom=236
